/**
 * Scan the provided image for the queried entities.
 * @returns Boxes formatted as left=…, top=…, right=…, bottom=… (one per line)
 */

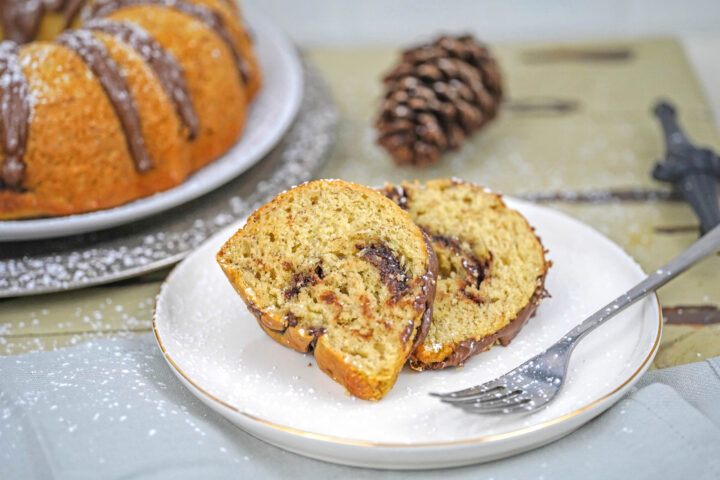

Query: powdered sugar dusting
left=0, top=336, right=251, bottom=469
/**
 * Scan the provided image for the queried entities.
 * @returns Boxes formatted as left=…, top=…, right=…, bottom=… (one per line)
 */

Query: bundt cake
left=0, top=0, right=261, bottom=219
left=217, top=180, right=438, bottom=401
left=383, top=179, right=549, bottom=370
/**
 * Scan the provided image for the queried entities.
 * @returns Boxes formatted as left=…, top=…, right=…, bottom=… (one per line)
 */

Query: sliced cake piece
left=383, top=179, right=549, bottom=370
left=217, top=180, right=437, bottom=400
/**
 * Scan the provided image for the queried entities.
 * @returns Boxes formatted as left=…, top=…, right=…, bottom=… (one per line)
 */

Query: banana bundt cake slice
left=383, top=179, right=549, bottom=370
left=217, top=180, right=437, bottom=401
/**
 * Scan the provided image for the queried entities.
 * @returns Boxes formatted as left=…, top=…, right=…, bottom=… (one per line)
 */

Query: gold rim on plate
left=153, top=279, right=662, bottom=449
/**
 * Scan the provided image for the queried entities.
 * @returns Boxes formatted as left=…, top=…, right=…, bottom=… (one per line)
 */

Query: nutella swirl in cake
left=422, top=228, right=491, bottom=306
left=357, top=234, right=438, bottom=351
left=356, top=242, right=410, bottom=301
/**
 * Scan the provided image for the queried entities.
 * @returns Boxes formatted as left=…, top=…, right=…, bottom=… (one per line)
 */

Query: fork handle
left=563, top=222, right=720, bottom=345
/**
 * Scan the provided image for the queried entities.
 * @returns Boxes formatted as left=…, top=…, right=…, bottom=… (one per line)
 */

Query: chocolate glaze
left=0, top=0, right=87, bottom=44
left=356, top=242, right=409, bottom=301
left=0, top=1, right=41, bottom=44
left=56, top=0, right=88, bottom=29
left=85, top=18, right=199, bottom=139
left=0, top=41, right=30, bottom=189
left=57, top=29, right=152, bottom=172
left=408, top=230, right=438, bottom=350
left=244, top=299, right=270, bottom=329
left=411, top=271, right=549, bottom=370
left=89, top=0, right=251, bottom=85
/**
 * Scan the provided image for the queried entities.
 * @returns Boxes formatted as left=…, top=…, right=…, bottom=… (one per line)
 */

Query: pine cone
left=376, top=35, right=503, bottom=167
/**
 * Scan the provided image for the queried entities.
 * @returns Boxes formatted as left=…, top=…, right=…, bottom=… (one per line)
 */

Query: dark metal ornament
left=652, top=101, right=720, bottom=234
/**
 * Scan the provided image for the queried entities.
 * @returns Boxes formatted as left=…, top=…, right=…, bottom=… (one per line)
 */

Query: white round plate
left=153, top=198, right=661, bottom=469
left=0, top=8, right=302, bottom=242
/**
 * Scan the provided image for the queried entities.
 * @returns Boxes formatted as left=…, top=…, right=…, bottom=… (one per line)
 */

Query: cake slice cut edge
left=217, top=179, right=438, bottom=400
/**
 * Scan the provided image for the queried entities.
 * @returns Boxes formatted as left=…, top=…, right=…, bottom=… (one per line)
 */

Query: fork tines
left=432, top=383, right=535, bottom=414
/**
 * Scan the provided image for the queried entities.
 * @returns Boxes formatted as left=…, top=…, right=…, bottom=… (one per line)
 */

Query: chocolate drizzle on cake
left=57, top=29, right=153, bottom=172
left=0, top=0, right=88, bottom=44
left=0, top=41, right=31, bottom=189
left=356, top=243, right=410, bottom=301
left=50, top=0, right=88, bottom=29
left=89, top=0, right=252, bottom=85
left=85, top=19, right=199, bottom=139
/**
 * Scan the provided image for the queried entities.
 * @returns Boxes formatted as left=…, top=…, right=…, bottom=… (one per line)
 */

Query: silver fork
left=431, top=223, right=720, bottom=414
